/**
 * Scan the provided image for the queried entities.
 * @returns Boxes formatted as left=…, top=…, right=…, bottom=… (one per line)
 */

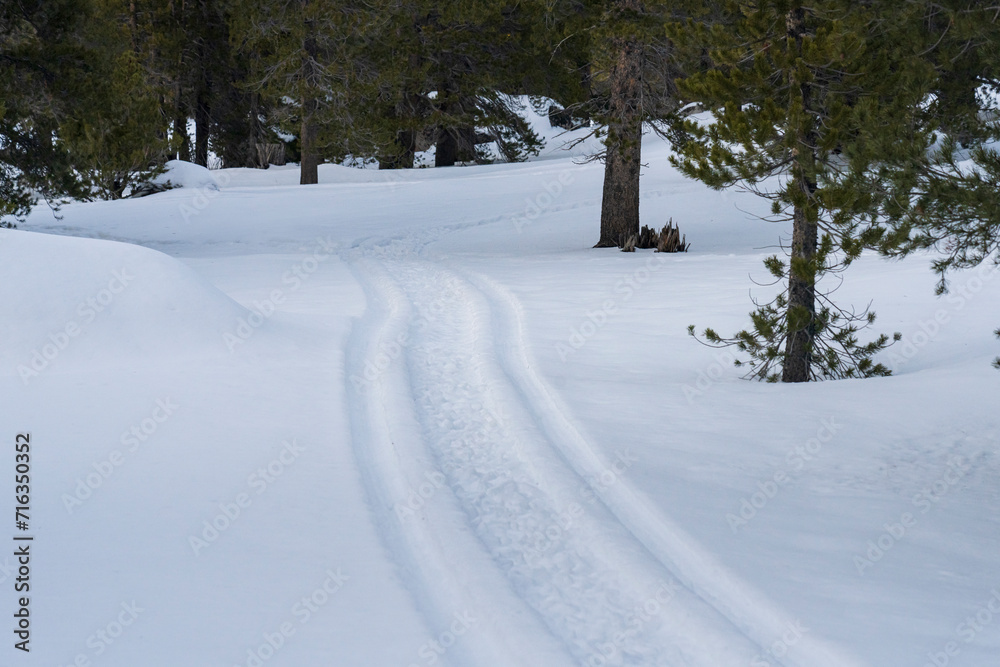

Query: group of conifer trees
left=3, top=0, right=999, bottom=381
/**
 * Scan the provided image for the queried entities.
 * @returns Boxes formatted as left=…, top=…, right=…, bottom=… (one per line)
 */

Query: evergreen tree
left=425, top=3, right=544, bottom=167
left=593, top=0, right=647, bottom=248
left=151, top=0, right=260, bottom=168
left=60, top=0, right=170, bottom=199
left=362, top=0, right=547, bottom=169
left=875, top=2, right=1000, bottom=369
left=540, top=0, right=691, bottom=248
left=669, top=0, right=972, bottom=382
left=0, top=0, right=91, bottom=223
left=230, top=0, right=367, bottom=184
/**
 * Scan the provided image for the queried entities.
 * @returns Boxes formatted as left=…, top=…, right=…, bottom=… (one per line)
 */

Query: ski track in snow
left=344, top=261, right=562, bottom=667
left=344, top=222, right=864, bottom=666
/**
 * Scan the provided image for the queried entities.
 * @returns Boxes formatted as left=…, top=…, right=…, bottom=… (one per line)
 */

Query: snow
left=152, top=160, right=227, bottom=191
left=3, top=126, right=999, bottom=666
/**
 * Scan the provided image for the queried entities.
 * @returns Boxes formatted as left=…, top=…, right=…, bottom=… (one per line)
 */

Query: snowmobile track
left=345, top=229, right=862, bottom=666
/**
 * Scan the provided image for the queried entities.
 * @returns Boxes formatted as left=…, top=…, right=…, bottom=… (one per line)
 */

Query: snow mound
left=154, top=160, right=228, bottom=191
left=0, top=229, right=250, bottom=379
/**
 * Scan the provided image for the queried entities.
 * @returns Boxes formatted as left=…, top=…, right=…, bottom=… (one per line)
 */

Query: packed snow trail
left=343, top=225, right=864, bottom=666
left=461, top=270, right=867, bottom=667
left=345, top=260, right=575, bottom=667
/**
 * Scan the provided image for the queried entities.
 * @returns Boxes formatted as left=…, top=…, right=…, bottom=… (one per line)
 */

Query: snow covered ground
left=2, top=117, right=999, bottom=666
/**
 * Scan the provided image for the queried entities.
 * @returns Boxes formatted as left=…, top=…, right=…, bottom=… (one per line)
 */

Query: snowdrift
left=0, top=229, right=249, bottom=380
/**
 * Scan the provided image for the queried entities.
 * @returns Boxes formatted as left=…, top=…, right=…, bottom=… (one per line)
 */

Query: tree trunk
left=437, top=124, right=477, bottom=167
left=171, top=0, right=188, bottom=163
left=194, top=94, right=210, bottom=167
left=173, top=114, right=190, bottom=162
left=436, top=126, right=458, bottom=167
left=435, top=73, right=458, bottom=168
left=595, top=6, right=644, bottom=249
left=435, top=81, right=476, bottom=167
left=781, top=6, right=819, bottom=383
left=782, top=185, right=818, bottom=383
left=299, top=3, right=320, bottom=184
left=300, top=96, right=319, bottom=184
left=194, top=63, right=210, bottom=168
left=248, top=91, right=267, bottom=169
left=193, top=0, right=212, bottom=168
left=380, top=91, right=420, bottom=170
left=456, top=125, right=477, bottom=162
left=381, top=129, right=415, bottom=170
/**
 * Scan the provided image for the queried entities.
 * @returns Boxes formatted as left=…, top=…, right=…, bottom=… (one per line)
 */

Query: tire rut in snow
left=386, top=260, right=759, bottom=666
left=461, top=270, right=865, bottom=667
left=344, top=262, right=565, bottom=667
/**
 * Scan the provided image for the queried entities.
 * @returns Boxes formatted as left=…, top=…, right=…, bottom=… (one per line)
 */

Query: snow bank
left=0, top=229, right=248, bottom=379
left=153, top=160, right=229, bottom=191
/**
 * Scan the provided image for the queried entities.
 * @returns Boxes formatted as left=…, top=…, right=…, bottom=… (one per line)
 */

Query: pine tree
left=541, top=0, right=690, bottom=249
left=875, top=2, right=1000, bottom=369
left=593, top=0, right=646, bottom=248
left=152, top=0, right=267, bottom=169
left=1, top=0, right=98, bottom=222
left=670, top=0, right=954, bottom=382
left=62, top=51, right=168, bottom=199
left=362, top=0, right=547, bottom=170
left=230, top=0, right=368, bottom=184
left=60, top=0, right=170, bottom=199
left=428, top=4, right=544, bottom=167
